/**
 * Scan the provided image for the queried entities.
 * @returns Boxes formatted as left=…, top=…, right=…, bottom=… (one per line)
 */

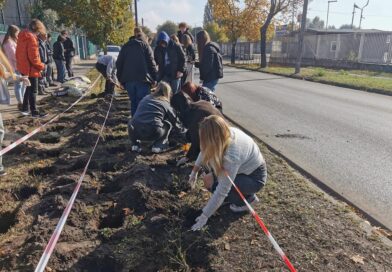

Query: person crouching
left=128, top=81, right=180, bottom=153
left=96, top=54, right=117, bottom=96
left=188, top=115, right=267, bottom=231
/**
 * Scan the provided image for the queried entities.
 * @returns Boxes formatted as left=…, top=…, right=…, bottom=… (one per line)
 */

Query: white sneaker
left=230, top=195, right=259, bottom=213
left=21, top=111, right=30, bottom=116
left=131, top=145, right=141, bottom=152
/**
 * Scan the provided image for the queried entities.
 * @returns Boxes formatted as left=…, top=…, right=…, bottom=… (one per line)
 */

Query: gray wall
left=1, top=0, right=35, bottom=27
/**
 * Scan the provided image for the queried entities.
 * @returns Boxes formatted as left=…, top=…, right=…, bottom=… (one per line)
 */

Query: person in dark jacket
left=53, top=35, right=66, bottom=83
left=128, top=82, right=180, bottom=153
left=154, top=31, right=185, bottom=94
left=45, top=33, right=56, bottom=87
left=61, top=30, right=75, bottom=77
left=182, top=82, right=222, bottom=111
left=196, top=30, right=223, bottom=92
left=177, top=22, right=194, bottom=44
left=38, top=33, right=48, bottom=95
left=171, top=91, right=223, bottom=165
left=116, top=27, right=157, bottom=115
left=181, top=34, right=195, bottom=85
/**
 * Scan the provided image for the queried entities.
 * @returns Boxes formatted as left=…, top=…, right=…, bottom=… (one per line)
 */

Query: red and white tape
left=34, top=94, right=113, bottom=272
left=0, top=75, right=102, bottom=157
left=225, top=171, right=297, bottom=272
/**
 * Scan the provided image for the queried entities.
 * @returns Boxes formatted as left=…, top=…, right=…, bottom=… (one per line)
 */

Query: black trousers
left=65, top=56, right=74, bottom=77
left=95, top=62, right=115, bottom=94
left=22, top=77, right=39, bottom=113
left=128, top=120, right=172, bottom=147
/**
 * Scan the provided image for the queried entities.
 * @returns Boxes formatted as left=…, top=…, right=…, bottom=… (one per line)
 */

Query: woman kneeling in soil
left=188, top=115, right=267, bottom=231
left=182, top=82, right=222, bottom=111
left=128, top=82, right=180, bottom=153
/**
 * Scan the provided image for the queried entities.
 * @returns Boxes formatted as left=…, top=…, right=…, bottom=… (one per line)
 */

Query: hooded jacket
left=199, top=42, right=223, bottom=83
left=16, top=30, right=45, bottom=77
left=116, top=35, right=157, bottom=84
left=154, top=31, right=186, bottom=81
left=177, top=29, right=194, bottom=44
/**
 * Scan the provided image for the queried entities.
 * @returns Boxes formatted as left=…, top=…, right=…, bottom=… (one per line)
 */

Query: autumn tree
left=204, top=22, right=228, bottom=43
left=156, top=20, right=177, bottom=36
left=260, top=0, right=303, bottom=67
left=42, top=0, right=134, bottom=49
left=209, top=0, right=267, bottom=64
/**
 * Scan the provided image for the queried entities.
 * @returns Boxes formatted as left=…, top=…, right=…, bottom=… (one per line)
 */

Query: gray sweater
left=132, top=94, right=178, bottom=128
left=195, top=127, right=266, bottom=218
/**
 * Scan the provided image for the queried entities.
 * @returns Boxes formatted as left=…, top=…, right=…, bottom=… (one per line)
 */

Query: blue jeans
left=54, top=59, right=66, bottom=83
left=163, top=76, right=181, bottom=94
left=203, top=79, right=219, bottom=92
left=14, top=71, right=26, bottom=104
left=125, top=81, right=150, bottom=116
left=0, top=113, right=4, bottom=171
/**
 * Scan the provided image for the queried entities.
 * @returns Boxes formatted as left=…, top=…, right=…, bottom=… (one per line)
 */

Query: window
left=330, top=41, right=337, bottom=52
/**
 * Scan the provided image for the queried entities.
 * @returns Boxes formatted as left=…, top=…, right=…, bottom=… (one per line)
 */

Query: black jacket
left=199, top=42, right=223, bottom=82
left=184, top=45, right=195, bottom=62
left=116, top=36, right=157, bottom=85
left=63, top=37, right=75, bottom=58
left=46, top=41, right=53, bottom=63
left=177, top=29, right=194, bottom=43
left=38, top=38, right=48, bottom=64
left=53, top=41, right=65, bottom=61
left=154, top=43, right=186, bottom=81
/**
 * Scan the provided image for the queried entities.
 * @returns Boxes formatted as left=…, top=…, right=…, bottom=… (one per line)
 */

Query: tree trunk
left=231, top=41, right=237, bottom=64
left=260, top=26, right=268, bottom=68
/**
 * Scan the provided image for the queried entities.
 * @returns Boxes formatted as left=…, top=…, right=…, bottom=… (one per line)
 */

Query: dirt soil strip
left=34, top=95, right=114, bottom=272
left=0, top=90, right=392, bottom=271
left=0, top=75, right=102, bottom=157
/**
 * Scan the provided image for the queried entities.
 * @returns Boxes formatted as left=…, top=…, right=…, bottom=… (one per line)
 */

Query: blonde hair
left=182, top=34, right=192, bottom=47
left=170, top=34, right=180, bottom=44
left=196, top=30, right=211, bottom=60
left=199, top=115, right=231, bottom=175
left=152, top=81, right=172, bottom=102
left=0, top=48, right=15, bottom=79
left=29, top=19, right=46, bottom=35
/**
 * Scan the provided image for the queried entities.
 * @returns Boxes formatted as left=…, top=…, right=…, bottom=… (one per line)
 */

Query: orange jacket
left=16, top=30, right=45, bottom=77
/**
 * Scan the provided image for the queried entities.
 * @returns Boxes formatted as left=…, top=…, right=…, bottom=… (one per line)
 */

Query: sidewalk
left=0, top=59, right=96, bottom=121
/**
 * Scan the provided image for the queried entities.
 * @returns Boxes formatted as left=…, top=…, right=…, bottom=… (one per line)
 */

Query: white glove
left=188, top=171, right=198, bottom=188
left=21, top=76, right=31, bottom=86
left=177, top=157, right=189, bottom=166
left=191, top=213, right=208, bottom=231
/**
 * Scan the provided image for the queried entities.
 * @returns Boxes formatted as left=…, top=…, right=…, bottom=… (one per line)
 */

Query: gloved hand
left=21, top=76, right=31, bottom=87
left=177, top=157, right=189, bottom=166
left=188, top=171, right=198, bottom=188
left=191, top=213, right=208, bottom=231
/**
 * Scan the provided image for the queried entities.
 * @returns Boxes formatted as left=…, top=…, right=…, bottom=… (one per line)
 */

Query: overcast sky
left=138, top=0, right=392, bottom=32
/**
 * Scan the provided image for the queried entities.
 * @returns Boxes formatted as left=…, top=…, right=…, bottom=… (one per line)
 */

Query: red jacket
left=16, top=30, right=45, bottom=77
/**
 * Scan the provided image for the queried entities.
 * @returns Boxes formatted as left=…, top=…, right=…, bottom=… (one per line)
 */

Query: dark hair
left=61, top=30, right=68, bottom=35
left=171, top=92, right=191, bottom=124
left=29, top=19, right=46, bottom=34
left=2, top=25, right=19, bottom=47
left=182, top=34, right=192, bottom=47
left=196, top=30, right=211, bottom=60
left=57, top=35, right=66, bottom=42
left=47, top=33, right=52, bottom=39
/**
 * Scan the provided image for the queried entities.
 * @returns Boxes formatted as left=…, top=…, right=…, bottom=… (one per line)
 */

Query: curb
left=225, top=64, right=392, bottom=97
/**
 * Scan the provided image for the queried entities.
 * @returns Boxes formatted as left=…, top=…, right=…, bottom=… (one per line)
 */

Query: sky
left=137, top=0, right=392, bottom=32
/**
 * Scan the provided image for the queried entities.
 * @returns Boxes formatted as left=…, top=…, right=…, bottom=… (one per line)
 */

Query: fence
left=0, top=23, right=98, bottom=60
left=220, top=30, right=392, bottom=72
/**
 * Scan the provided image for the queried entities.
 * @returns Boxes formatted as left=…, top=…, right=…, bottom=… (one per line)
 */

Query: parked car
left=106, top=45, right=121, bottom=58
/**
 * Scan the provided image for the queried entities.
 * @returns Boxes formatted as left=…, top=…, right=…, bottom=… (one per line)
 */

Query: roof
left=306, top=28, right=392, bottom=34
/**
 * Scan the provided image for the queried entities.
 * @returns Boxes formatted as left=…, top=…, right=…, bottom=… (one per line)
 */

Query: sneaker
left=21, top=111, right=30, bottom=116
left=0, top=170, right=7, bottom=177
left=32, top=111, right=48, bottom=118
left=230, top=195, right=259, bottom=213
left=151, top=143, right=169, bottom=154
left=131, top=145, right=142, bottom=152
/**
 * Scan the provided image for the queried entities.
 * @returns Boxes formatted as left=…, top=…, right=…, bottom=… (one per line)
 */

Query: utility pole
left=134, top=0, right=139, bottom=27
left=142, top=18, right=144, bottom=27
left=326, top=0, right=337, bottom=29
left=359, top=0, right=370, bottom=29
left=295, top=0, right=309, bottom=74
left=351, top=3, right=359, bottom=29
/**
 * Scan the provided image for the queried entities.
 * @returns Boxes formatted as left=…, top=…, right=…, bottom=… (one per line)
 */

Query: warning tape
left=225, top=172, right=297, bottom=272
left=34, top=94, right=113, bottom=272
left=0, top=75, right=102, bottom=157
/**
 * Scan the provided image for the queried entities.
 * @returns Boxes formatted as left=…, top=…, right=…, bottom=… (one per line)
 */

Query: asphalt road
left=215, top=66, right=392, bottom=229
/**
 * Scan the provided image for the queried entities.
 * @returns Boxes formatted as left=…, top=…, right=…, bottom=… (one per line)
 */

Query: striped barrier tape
left=34, top=94, right=113, bottom=272
left=0, top=75, right=102, bottom=157
left=225, top=171, right=297, bottom=272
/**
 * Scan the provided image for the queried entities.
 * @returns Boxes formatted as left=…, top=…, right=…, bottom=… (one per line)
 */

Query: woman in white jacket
left=0, top=49, right=30, bottom=176
left=188, top=115, right=267, bottom=231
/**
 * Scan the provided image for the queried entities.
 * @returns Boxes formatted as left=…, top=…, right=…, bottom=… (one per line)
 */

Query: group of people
left=111, top=22, right=266, bottom=230
left=0, top=19, right=76, bottom=176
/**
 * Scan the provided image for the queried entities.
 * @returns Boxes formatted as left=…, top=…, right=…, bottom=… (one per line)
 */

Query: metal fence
left=220, top=31, right=392, bottom=70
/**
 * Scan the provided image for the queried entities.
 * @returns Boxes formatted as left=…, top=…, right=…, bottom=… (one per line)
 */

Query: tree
left=42, top=0, right=134, bottom=49
left=156, top=20, right=177, bottom=36
left=141, top=25, right=153, bottom=40
left=209, top=0, right=267, bottom=64
left=204, top=22, right=228, bottom=43
left=260, top=0, right=303, bottom=68
left=340, top=24, right=358, bottom=30
left=203, top=2, right=214, bottom=26
left=307, top=16, right=324, bottom=29
left=30, top=2, right=60, bottom=32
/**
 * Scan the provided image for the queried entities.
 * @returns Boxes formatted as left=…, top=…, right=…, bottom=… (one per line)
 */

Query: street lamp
left=326, top=0, right=337, bottom=29
left=351, top=3, right=360, bottom=29
left=359, top=0, right=370, bottom=29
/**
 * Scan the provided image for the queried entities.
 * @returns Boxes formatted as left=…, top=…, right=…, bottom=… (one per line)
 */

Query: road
left=216, top=66, right=392, bottom=229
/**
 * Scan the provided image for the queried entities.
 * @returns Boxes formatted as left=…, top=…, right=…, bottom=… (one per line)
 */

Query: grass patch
left=229, top=64, right=392, bottom=94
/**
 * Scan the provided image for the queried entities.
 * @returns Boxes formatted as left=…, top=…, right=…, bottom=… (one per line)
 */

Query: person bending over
left=188, top=115, right=267, bottom=231
left=182, top=82, right=222, bottom=111
left=171, top=91, right=223, bottom=165
left=96, top=54, right=117, bottom=96
left=128, top=82, right=180, bottom=153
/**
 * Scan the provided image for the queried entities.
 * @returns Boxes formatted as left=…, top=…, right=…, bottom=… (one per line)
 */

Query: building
left=1, top=0, right=36, bottom=27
